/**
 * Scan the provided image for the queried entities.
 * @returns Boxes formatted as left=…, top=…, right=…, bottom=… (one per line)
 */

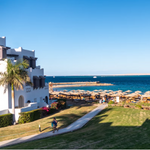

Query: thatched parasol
left=135, top=91, right=142, bottom=93
left=126, top=90, right=132, bottom=93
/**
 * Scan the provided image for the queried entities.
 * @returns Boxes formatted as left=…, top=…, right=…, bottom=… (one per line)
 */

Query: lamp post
left=39, top=124, right=41, bottom=132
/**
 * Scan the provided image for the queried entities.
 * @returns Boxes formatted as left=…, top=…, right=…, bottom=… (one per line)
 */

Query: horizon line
left=46, top=73, right=150, bottom=76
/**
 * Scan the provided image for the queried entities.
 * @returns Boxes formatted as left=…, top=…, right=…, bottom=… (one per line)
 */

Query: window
left=40, top=97, right=43, bottom=102
left=34, top=98, right=37, bottom=102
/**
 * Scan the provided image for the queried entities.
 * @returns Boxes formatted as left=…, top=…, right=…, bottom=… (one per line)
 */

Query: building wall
left=0, top=37, right=6, bottom=47
left=0, top=109, right=9, bottom=115
left=0, top=37, right=49, bottom=122
left=14, top=83, right=49, bottom=107
left=0, top=60, right=9, bottom=110
left=7, top=47, right=35, bottom=60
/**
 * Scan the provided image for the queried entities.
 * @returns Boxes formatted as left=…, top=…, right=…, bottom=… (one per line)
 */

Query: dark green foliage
left=57, top=99, right=66, bottom=108
left=47, top=108, right=57, bottom=115
left=18, top=109, right=42, bottom=124
left=0, top=113, right=13, bottom=128
left=18, top=108, right=59, bottom=124
left=18, top=99, right=67, bottom=124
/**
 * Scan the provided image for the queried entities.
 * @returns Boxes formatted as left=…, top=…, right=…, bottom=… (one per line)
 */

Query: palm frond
left=0, top=59, right=32, bottom=90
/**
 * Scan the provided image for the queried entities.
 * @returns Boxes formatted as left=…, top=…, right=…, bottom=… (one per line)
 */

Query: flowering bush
left=51, top=102, right=58, bottom=109
left=42, top=106, right=50, bottom=112
left=42, top=106, right=50, bottom=116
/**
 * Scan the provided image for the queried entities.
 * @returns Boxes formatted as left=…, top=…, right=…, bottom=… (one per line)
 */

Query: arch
left=45, top=96, right=48, bottom=104
left=18, top=95, right=24, bottom=108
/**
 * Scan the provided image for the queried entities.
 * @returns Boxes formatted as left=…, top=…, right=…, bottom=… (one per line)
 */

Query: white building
left=0, top=37, right=49, bottom=122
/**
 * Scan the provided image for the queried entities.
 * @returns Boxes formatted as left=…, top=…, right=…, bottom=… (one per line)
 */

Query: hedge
left=18, top=99, right=67, bottom=124
left=18, top=109, right=42, bottom=124
left=0, top=113, right=13, bottom=128
left=18, top=108, right=58, bottom=124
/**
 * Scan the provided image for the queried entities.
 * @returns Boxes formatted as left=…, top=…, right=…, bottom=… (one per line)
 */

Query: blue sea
left=45, top=76, right=150, bottom=94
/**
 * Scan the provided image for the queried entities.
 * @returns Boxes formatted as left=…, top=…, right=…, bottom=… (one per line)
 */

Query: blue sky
left=0, top=0, right=150, bottom=76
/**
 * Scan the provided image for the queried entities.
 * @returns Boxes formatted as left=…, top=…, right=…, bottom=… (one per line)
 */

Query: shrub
left=0, top=113, right=13, bottom=128
left=41, top=106, right=50, bottom=117
left=108, top=100, right=114, bottom=104
left=135, top=104, right=142, bottom=109
left=51, top=102, right=58, bottom=109
left=47, top=108, right=57, bottom=115
left=18, top=109, right=42, bottom=124
left=57, top=99, right=66, bottom=108
left=57, top=100, right=66, bottom=109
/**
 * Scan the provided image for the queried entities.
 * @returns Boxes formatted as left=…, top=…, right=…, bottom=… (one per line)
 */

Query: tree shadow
left=1, top=105, right=110, bottom=148
left=7, top=107, right=150, bottom=149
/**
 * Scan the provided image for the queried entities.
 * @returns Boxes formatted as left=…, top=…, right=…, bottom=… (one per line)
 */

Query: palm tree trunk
left=11, top=84, right=15, bottom=123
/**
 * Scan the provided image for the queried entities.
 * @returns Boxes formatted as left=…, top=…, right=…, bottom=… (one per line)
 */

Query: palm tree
left=0, top=59, right=32, bottom=123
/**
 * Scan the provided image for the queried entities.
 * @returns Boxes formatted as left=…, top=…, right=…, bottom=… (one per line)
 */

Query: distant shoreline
left=48, top=74, right=150, bottom=76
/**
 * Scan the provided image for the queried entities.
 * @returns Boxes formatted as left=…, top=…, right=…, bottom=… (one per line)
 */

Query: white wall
left=0, top=37, right=49, bottom=121
left=9, top=109, right=21, bottom=122
left=0, top=109, right=8, bottom=115
left=0, top=60, right=9, bottom=110
left=7, top=47, right=35, bottom=60
left=9, top=102, right=39, bottom=122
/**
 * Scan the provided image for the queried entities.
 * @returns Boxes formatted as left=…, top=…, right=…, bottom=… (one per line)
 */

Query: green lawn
left=0, top=105, right=96, bottom=142
left=4, top=106, right=150, bottom=149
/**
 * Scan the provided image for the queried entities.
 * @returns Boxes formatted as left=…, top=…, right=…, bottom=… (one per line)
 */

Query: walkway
left=0, top=104, right=108, bottom=148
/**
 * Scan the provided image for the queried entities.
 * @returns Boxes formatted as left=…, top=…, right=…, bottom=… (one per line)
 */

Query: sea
left=45, top=76, right=150, bottom=94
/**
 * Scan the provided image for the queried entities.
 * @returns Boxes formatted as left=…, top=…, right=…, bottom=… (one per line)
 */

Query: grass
left=0, top=104, right=96, bottom=142
left=4, top=106, right=150, bottom=149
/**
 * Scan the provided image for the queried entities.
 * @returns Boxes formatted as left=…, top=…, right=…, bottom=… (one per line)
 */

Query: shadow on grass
left=4, top=106, right=150, bottom=149
left=1, top=105, right=109, bottom=148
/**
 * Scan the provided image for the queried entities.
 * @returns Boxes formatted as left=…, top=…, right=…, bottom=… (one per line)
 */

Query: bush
left=47, top=108, right=58, bottom=115
left=51, top=102, right=58, bottom=109
left=57, top=99, right=66, bottom=108
left=108, top=100, right=114, bottom=104
left=0, top=113, right=13, bottom=128
left=57, top=100, right=66, bottom=109
left=135, top=104, right=142, bottom=109
left=18, top=109, right=42, bottom=124
left=41, top=106, right=50, bottom=117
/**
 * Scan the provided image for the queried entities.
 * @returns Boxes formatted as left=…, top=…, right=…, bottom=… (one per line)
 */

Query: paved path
left=0, top=104, right=108, bottom=148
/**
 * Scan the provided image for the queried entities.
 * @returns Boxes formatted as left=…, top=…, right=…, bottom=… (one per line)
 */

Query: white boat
left=93, top=76, right=97, bottom=78
left=53, top=76, right=55, bottom=78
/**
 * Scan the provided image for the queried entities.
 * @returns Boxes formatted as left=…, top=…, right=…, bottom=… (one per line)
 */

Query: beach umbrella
left=144, top=91, right=150, bottom=95
left=122, top=92, right=127, bottom=95
left=86, top=91, right=91, bottom=94
left=94, top=89, right=98, bottom=92
left=126, top=90, right=132, bottom=93
left=99, top=89, right=103, bottom=92
left=109, top=91, right=114, bottom=94
left=63, top=89, right=68, bottom=92
left=135, top=91, right=142, bottom=93
left=118, top=90, right=122, bottom=92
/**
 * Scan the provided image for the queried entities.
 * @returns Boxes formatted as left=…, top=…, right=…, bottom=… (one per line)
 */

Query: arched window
left=18, top=95, right=24, bottom=108
left=45, top=96, right=48, bottom=104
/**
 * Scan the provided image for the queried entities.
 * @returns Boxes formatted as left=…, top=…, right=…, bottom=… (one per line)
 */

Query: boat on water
left=53, top=76, right=55, bottom=78
left=93, top=76, right=97, bottom=78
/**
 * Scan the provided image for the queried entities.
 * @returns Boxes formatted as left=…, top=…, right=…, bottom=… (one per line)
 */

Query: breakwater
left=49, top=82, right=113, bottom=88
